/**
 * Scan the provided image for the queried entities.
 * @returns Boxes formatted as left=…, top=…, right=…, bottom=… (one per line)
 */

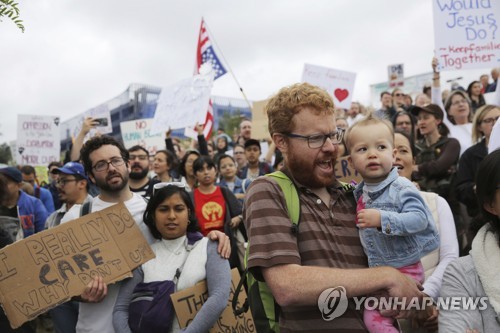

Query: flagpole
left=203, top=18, right=253, bottom=111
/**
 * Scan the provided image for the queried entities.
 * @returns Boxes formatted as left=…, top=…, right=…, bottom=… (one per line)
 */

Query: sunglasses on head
left=153, top=182, right=186, bottom=195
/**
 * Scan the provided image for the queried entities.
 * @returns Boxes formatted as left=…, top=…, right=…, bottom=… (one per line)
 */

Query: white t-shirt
left=62, top=192, right=153, bottom=333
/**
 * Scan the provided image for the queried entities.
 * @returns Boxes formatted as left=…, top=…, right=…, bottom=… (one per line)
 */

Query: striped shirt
left=244, top=172, right=368, bottom=332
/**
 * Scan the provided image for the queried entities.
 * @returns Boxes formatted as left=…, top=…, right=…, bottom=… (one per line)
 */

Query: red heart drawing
left=334, top=89, right=349, bottom=102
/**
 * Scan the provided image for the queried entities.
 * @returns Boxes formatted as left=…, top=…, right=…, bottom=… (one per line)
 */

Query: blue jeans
left=49, top=301, right=79, bottom=333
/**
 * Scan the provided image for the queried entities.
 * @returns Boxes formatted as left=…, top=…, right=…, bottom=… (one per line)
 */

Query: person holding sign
left=113, top=183, right=230, bottom=333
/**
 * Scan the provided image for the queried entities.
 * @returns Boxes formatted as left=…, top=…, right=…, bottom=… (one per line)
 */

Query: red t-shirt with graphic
left=194, top=186, right=226, bottom=236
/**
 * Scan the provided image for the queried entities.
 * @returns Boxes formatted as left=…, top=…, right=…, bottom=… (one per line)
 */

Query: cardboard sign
left=151, top=67, right=214, bottom=134
left=388, top=64, right=404, bottom=88
left=120, top=118, right=164, bottom=155
left=335, top=155, right=361, bottom=185
left=16, top=115, right=61, bottom=166
left=251, top=99, right=270, bottom=140
left=301, top=63, right=356, bottom=109
left=433, top=0, right=500, bottom=71
left=0, top=203, right=155, bottom=328
left=172, top=268, right=255, bottom=332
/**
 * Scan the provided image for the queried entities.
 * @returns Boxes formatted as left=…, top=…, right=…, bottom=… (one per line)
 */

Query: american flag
left=187, top=18, right=226, bottom=140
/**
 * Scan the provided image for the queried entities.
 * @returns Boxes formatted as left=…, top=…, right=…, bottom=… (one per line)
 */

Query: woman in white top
left=431, top=57, right=473, bottom=156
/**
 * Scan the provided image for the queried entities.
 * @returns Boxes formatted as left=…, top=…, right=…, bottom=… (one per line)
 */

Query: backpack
left=231, top=171, right=355, bottom=333
left=232, top=171, right=300, bottom=333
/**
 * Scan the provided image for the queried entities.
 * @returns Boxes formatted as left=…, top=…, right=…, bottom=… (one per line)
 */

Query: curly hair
left=265, top=82, right=335, bottom=136
left=143, top=185, right=200, bottom=240
left=80, top=135, right=129, bottom=177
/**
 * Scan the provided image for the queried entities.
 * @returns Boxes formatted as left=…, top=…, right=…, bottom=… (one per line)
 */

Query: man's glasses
left=394, top=93, right=404, bottom=97
left=284, top=129, right=344, bottom=149
left=481, top=116, right=499, bottom=125
left=129, top=154, right=148, bottom=161
left=153, top=182, right=186, bottom=195
left=92, top=157, right=126, bottom=173
left=56, top=178, right=78, bottom=186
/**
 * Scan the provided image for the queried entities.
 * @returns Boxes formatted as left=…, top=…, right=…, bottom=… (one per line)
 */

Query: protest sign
left=85, top=104, right=112, bottom=135
left=302, top=63, right=357, bottom=109
left=335, top=155, right=361, bottom=185
left=120, top=119, right=164, bottom=155
left=388, top=64, right=404, bottom=87
left=172, top=268, right=255, bottom=332
left=151, top=66, right=214, bottom=135
left=251, top=99, right=270, bottom=140
left=433, top=0, right=500, bottom=71
left=16, top=115, right=61, bottom=166
left=0, top=203, right=155, bottom=328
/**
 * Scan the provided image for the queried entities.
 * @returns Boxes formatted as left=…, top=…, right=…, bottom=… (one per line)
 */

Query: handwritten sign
left=388, top=64, right=404, bottom=88
left=16, top=115, right=61, bottom=166
left=120, top=119, right=164, bottom=155
left=151, top=68, right=214, bottom=135
left=433, top=0, right=500, bottom=71
left=335, top=155, right=361, bottom=185
left=301, top=63, right=357, bottom=109
left=0, top=203, right=155, bottom=328
left=172, top=268, right=255, bottom=333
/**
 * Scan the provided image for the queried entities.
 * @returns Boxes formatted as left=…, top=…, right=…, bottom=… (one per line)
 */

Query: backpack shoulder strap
left=266, top=171, right=301, bottom=231
left=79, top=201, right=93, bottom=217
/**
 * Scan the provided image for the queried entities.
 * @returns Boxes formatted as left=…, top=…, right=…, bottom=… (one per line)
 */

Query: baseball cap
left=0, top=167, right=23, bottom=183
left=244, top=139, right=261, bottom=151
left=410, top=104, right=444, bottom=120
left=53, top=162, right=87, bottom=179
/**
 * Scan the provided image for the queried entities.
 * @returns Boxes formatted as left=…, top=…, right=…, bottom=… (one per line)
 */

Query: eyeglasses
left=129, top=154, right=148, bottom=161
left=153, top=182, right=186, bottom=195
left=233, top=151, right=244, bottom=155
left=92, top=157, right=126, bottom=172
left=56, top=178, right=78, bottom=186
left=481, top=116, right=499, bottom=125
left=451, top=99, right=468, bottom=107
left=284, top=129, right=344, bottom=149
left=394, top=93, right=404, bottom=97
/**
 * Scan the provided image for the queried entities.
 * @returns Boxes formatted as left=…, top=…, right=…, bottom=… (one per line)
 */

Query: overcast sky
left=0, top=0, right=493, bottom=143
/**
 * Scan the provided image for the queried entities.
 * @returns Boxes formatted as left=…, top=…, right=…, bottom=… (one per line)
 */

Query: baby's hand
left=356, top=209, right=381, bottom=229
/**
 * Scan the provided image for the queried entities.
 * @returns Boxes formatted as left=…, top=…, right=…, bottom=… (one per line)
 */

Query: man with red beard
left=127, top=145, right=159, bottom=199
left=243, top=83, right=425, bottom=332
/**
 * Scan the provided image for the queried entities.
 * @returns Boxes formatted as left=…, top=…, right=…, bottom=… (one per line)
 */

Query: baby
left=345, top=115, right=439, bottom=333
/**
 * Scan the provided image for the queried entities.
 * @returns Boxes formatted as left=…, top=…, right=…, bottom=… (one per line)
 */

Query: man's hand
left=81, top=117, right=98, bottom=136
left=356, top=209, right=381, bottom=229
left=80, top=276, right=107, bottom=303
left=206, top=230, right=231, bottom=259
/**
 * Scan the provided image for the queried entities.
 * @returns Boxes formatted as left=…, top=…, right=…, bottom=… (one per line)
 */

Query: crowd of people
left=0, top=63, right=499, bottom=332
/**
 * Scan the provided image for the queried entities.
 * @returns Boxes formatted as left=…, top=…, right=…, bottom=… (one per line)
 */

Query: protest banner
left=301, top=63, right=357, bottom=109
left=151, top=65, right=214, bottom=135
left=120, top=118, right=164, bottom=155
left=85, top=104, right=112, bottom=135
left=388, top=64, right=404, bottom=87
left=16, top=115, right=61, bottom=166
left=335, top=155, right=361, bottom=185
left=251, top=99, right=270, bottom=140
left=0, top=203, right=155, bottom=328
left=433, top=0, right=500, bottom=71
left=172, top=268, right=255, bottom=332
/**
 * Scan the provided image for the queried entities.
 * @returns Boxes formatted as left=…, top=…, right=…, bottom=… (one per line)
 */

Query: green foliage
left=0, top=0, right=24, bottom=32
left=0, top=143, right=13, bottom=164
left=218, top=109, right=243, bottom=138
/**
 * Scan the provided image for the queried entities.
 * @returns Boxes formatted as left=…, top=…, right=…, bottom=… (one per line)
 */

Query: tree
left=0, top=143, right=12, bottom=164
left=0, top=0, right=24, bottom=32
left=218, top=109, right=243, bottom=139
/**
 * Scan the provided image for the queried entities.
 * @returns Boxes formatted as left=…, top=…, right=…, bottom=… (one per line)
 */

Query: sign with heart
left=301, top=63, right=356, bottom=109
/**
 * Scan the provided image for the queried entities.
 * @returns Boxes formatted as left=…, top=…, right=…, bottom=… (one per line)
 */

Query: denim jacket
left=217, top=177, right=251, bottom=205
left=353, top=168, right=439, bottom=268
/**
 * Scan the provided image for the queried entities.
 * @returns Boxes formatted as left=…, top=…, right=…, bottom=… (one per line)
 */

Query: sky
left=1, top=0, right=495, bottom=143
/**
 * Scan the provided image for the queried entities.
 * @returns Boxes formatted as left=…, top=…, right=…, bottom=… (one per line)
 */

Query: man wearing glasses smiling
left=60, top=135, right=230, bottom=333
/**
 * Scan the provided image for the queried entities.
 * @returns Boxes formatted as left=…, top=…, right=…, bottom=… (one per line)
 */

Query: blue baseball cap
left=0, top=167, right=23, bottom=183
left=53, top=162, right=87, bottom=179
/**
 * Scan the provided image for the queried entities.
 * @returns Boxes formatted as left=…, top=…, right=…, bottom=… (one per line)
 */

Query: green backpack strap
left=267, top=171, right=301, bottom=228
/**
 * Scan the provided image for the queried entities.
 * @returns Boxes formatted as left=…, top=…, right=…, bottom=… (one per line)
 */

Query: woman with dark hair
left=439, top=149, right=500, bottom=332
left=467, top=80, right=486, bottom=114
left=178, top=150, right=201, bottom=191
left=113, top=184, right=231, bottom=333
left=456, top=105, right=500, bottom=218
left=152, top=150, right=179, bottom=183
left=191, top=156, right=246, bottom=271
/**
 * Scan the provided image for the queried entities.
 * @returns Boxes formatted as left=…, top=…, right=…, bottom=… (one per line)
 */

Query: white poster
left=120, top=118, right=164, bottom=155
left=433, top=0, right=500, bottom=71
left=84, top=104, right=112, bottom=135
left=388, top=64, right=404, bottom=88
left=16, top=115, right=61, bottom=166
left=151, top=67, right=214, bottom=134
left=301, top=63, right=357, bottom=109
